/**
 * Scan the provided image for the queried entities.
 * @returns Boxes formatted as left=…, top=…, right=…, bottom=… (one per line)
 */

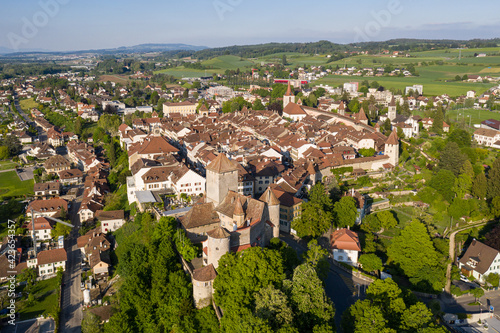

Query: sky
left=1, top=0, right=500, bottom=52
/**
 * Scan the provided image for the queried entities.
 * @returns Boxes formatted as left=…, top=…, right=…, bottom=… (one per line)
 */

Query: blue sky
left=1, top=0, right=500, bottom=51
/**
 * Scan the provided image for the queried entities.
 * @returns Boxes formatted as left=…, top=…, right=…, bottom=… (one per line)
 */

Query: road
left=59, top=197, right=83, bottom=333
left=280, top=235, right=372, bottom=328
left=441, top=288, right=500, bottom=315
left=12, top=93, right=32, bottom=124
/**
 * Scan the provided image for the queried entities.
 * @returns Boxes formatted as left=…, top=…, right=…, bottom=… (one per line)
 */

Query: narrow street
left=59, top=196, right=83, bottom=333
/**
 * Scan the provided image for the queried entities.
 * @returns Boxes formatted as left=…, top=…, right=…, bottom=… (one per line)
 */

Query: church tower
left=338, top=101, right=346, bottom=116
left=388, top=97, right=397, bottom=121
left=384, top=129, right=399, bottom=166
left=260, top=187, right=281, bottom=238
left=206, top=154, right=239, bottom=207
left=283, top=81, right=295, bottom=109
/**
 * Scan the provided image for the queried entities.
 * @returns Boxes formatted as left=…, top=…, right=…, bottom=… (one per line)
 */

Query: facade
left=26, top=248, right=67, bottom=277
left=384, top=130, right=399, bottom=167
left=474, top=128, right=500, bottom=148
left=34, top=182, right=61, bottom=198
left=95, top=210, right=125, bottom=232
left=283, top=81, right=295, bottom=109
left=26, top=217, right=54, bottom=241
left=163, top=101, right=197, bottom=116
left=44, top=155, right=72, bottom=173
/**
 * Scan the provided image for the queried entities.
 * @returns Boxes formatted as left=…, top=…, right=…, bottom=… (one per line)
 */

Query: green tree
left=430, top=107, right=444, bottom=134
left=82, top=312, right=103, bottom=333
left=488, top=157, right=500, bottom=199
left=255, top=285, right=294, bottom=330
left=282, top=55, right=288, bottom=66
left=303, top=239, right=329, bottom=281
left=342, top=299, right=388, bottom=333
left=472, top=173, right=487, bottom=199
left=358, top=148, right=376, bottom=157
left=290, top=264, right=335, bottom=332
left=448, top=128, right=471, bottom=148
left=74, top=117, right=83, bottom=137
left=361, top=214, right=381, bottom=233
left=0, top=146, right=9, bottom=159
left=429, top=169, right=456, bottom=202
left=17, top=267, right=37, bottom=292
left=51, top=222, right=72, bottom=238
left=333, top=196, right=358, bottom=228
left=400, top=302, right=433, bottom=331
left=485, top=273, right=500, bottom=288
left=103, top=312, right=135, bottom=333
left=253, top=98, right=265, bottom=110
left=359, top=253, right=383, bottom=273
left=377, top=210, right=398, bottom=229
left=453, top=174, right=472, bottom=199
left=292, top=201, right=332, bottom=238
left=387, top=221, right=443, bottom=291
left=438, top=142, right=467, bottom=176
left=470, top=287, right=484, bottom=302
left=491, top=196, right=500, bottom=218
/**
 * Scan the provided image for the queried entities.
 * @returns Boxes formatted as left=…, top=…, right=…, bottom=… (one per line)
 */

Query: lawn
left=0, top=171, right=34, bottom=198
left=17, top=277, right=59, bottom=320
left=19, top=98, right=38, bottom=112
left=154, top=67, right=222, bottom=78
left=0, top=161, right=18, bottom=171
left=202, top=55, right=255, bottom=70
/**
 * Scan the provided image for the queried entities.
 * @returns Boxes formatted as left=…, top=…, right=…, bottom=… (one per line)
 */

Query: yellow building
left=163, top=101, right=197, bottom=116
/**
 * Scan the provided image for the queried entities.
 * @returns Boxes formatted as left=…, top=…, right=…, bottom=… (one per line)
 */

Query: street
left=280, top=235, right=371, bottom=328
left=440, top=289, right=500, bottom=315
left=59, top=197, right=83, bottom=333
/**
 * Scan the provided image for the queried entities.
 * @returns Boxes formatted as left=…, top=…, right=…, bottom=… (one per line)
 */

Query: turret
left=259, top=188, right=280, bottom=238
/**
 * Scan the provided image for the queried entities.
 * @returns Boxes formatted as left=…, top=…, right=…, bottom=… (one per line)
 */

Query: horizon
left=2, top=0, right=500, bottom=52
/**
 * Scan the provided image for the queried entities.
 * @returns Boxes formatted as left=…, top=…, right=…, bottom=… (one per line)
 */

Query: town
left=1, top=35, right=500, bottom=333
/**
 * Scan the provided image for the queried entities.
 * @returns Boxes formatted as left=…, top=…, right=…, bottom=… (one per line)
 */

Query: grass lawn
left=0, top=161, right=18, bottom=171
left=202, top=55, right=255, bottom=70
left=17, top=277, right=59, bottom=320
left=154, top=67, right=222, bottom=78
left=19, top=98, right=38, bottom=112
left=446, top=109, right=500, bottom=126
left=0, top=171, right=34, bottom=198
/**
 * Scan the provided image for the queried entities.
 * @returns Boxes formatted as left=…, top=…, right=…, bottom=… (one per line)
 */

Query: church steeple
left=283, top=81, right=295, bottom=109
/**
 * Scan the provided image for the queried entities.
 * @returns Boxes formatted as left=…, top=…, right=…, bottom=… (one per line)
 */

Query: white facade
left=38, top=261, right=66, bottom=276
left=333, top=248, right=359, bottom=265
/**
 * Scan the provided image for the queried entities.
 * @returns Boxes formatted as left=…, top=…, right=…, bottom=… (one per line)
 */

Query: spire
left=285, top=81, right=293, bottom=96
left=339, top=101, right=345, bottom=110
left=233, top=196, right=244, bottom=216
left=206, top=153, right=238, bottom=173
left=386, top=129, right=399, bottom=145
left=389, top=97, right=396, bottom=107
left=358, top=107, right=368, bottom=121
left=259, top=187, right=280, bottom=206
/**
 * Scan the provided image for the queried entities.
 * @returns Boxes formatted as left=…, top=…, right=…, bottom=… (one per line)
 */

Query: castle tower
left=358, top=107, right=368, bottom=125
left=388, top=97, right=397, bottom=121
left=338, top=101, right=346, bottom=116
left=384, top=129, right=399, bottom=166
left=260, top=187, right=281, bottom=238
left=192, top=264, right=217, bottom=309
left=283, top=81, right=295, bottom=109
left=206, top=154, right=239, bottom=207
left=206, top=227, right=231, bottom=269
left=233, top=196, right=245, bottom=227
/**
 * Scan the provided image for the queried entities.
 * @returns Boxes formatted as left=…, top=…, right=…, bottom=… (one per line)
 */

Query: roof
left=386, top=130, right=399, bottom=145
left=192, top=264, right=217, bottom=282
left=358, top=108, right=368, bottom=121
left=27, top=198, right=68, bottom=215
left=135, top=191, right=157, bottom=204
left=207, top=226, right=230, bottom=239
left=180, top=202, right=220, bottom=229
left=259, top=187, right=280, bottom=206
left=285, top=81, right=293, bottom=97
left=458, top=239, right=499, bottom=275
left=44, top=154, right=71, bottom=169
left=88, top=305, right=113, bottom=323
left=58, top=168, right=83, bottom=179
left=37, top=248, right=67, bottom=265
left=283, top=102, right=307, bottom=116
left=330, top=228, right=361, bottom=252
left=33, top=181, right=60, bottom=192
left=95, top=210, right=124, bottom=221
left=482, top=119, right=500, bottom=130
left=206, top=153, right=238, bottom=173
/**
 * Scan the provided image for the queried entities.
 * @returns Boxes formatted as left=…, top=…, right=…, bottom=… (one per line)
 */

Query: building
left=26, top=217, right=54, bottom=241
left=459, top=239, right=500, bottom=283
left=58, top=169, right=84, bottom=185
left=27, top=198, right=68, bottom=218
left=474, top=128, right=500, bottom=148
left=26, top=248, right=67, bottom=277
left=95, top=210, right=125, bottom=232
left=330, top=228, right=361, bottom=266
left=192, top=263, right=217, bottom=309
left=261, top=185, right=302, bottom=234
left=405, top=85, right=423, bottom=95
left=163, top=101, right=197, bottom=116
left=283, top=81, right=295, bottom=109
left=384, top=130, right=399, bottom=167
left=34, top=182, right=61, bottom=198
left=44, top=155, right=72, bottom=173
left=282, top=102, right=307, bottom=122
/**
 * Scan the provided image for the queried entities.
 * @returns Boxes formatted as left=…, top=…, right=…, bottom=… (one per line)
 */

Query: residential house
left=330, top=228, right=361, bottom=266
left=44, top=155, right=71, bottom=173
left=95, top=210, right=125, bottom=233
left=459, top=239, right=500, bottom=283
left=33, top=181, right=61, bottom=198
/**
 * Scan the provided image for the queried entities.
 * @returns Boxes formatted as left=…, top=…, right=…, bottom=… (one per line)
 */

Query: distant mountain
left=0, top=46, right=52, bottom=55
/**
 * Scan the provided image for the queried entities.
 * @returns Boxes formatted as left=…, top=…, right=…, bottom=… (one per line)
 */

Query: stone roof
left=386, top=130, right=399, bottom=145
left=207, top=227, right=230, bottom=239
left=95, top=210, right=124, bottom=221
left=206, top=153, right=238, bottom=173
left=259, top=187, right=280, bottom=206
left=180, top=203, right=220, bottom=230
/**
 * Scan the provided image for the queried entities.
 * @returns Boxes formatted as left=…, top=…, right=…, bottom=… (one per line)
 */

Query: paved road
left=280, top=234, right=372, bottom=328
left=59, top=199, right=83, bottom=333
left=13, top=94, right=32, bottom=124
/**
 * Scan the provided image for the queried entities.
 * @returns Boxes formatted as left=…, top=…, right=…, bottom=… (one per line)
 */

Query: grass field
left=413, top=108, right=500, bottom=126
left=202, top=55, right=255, bottom=69
left=0, top=171, right=33, bottom=198
left=17, top=277, right=59, bottom=320
left=155, top=67, right=222, bottom=77
left=98, top=74, right=132, bottom=85
left=19, top=98, right=38, bottom=111
left=0, top=161, right=18, bottom=171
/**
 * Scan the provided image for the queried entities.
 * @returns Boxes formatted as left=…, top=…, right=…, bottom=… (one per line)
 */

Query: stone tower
left=260, top=187, right=281, bottom=238
left=358, top=107, right=368, bottom=125
left=232, top=196, right=245, bottom=227
left=388, top=97, right=397, bottom=121
left=283, top=81, right=295, bottom=109
left=206, top=227, right=230, bottom=269
left=338, top=101, right=346, bottom=116
left=384, top=129, right=399, bottom=166
left=206, top=153, right=239, bottom=207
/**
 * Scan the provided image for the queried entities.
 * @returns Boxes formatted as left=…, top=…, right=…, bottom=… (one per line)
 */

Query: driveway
left=59, top=198, right=83, bottom=333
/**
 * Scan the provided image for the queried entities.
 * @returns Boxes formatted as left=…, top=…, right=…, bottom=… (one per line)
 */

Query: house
left=33, top=181, right=61, bottom=198
left=26, top=198, right=68, bottom=218
left=458, top=239, right=500, bottom=283
left=163, top=101, right=197, bottom=116
left=95, top=210, right=125, bottom=232
left=77, top=228, right=112, bottom=278
left=58, top=168, right=84, bottom=185
left=261, top=185, right=302, bottom=234
left=330, top=228, right=361, bottom=266
left=27, top=248, right=67, bottom=277
left=44, top=154, right=71, bottom=173
left=474, top=128, right=500, bottom=148
left=25, top=217, right=54, bottom=242
left=282, top=102, right=307, bottom=122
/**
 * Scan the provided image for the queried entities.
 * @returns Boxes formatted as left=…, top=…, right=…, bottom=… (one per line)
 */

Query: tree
left=485, top=273, right=500, bottom=288
left=358, top=148, right=376, bottom=157
left=74, top=117, right=83, bottom=137
left=470, top=287, right=484, bottom=302
left=103, top=312, right=135, bottom=333
left=448, top=128, right=471, bottom=148
left=82, top=312, right=103, bottom=333
left=292, top=201, right=332, bottom=238
left=290, top=264, right=335, bottom=331
left=342, top=299, right=388, bottom=333
left=0, top=146, right=9, bottom=159
left=51, top=222, right=72, bottom=238
left=492, top=196, right=500, bottom=218
left=361, top=214, right=381, bottom=233
left=438, top=142, right=467, bottom=176
left=472, top=173, right=487, bottom=199
left=387, top=221, right=443, bottom=291
left=488, top=157, right=500, bottom=199
left=377, top=210, right=398, bottom=229
left=17, top=268, right=37, bottom=293
left=333, top=196, right=358, bottom=228
left=302, top=239, right=329, bottom=281
left=429, top=169, right=456, bottom=202
left=453, top=174, right=472, bottom=199
left=106, top=142, right=116, bottom=167
left=253, top=98, right=265, bottom=110
left=282, top=55, right=288, bottom=66
left=430, top=108, right=444, bottom=134
left=255, top=285, right=294, bottom=330
left=400, top=303, right=433, bottom=331
left=359, top=253, right=383, bottom=273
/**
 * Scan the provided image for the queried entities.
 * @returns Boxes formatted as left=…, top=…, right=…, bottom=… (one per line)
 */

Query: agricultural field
left=0, top=171, right=34, bottom=198
left=202, top=55, right=254, bottom=69
left=19, top=98, right=38, bottom=111
left=98, top=74, right=132, bottom=85
left=154, top=67, right=222, bottom=78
